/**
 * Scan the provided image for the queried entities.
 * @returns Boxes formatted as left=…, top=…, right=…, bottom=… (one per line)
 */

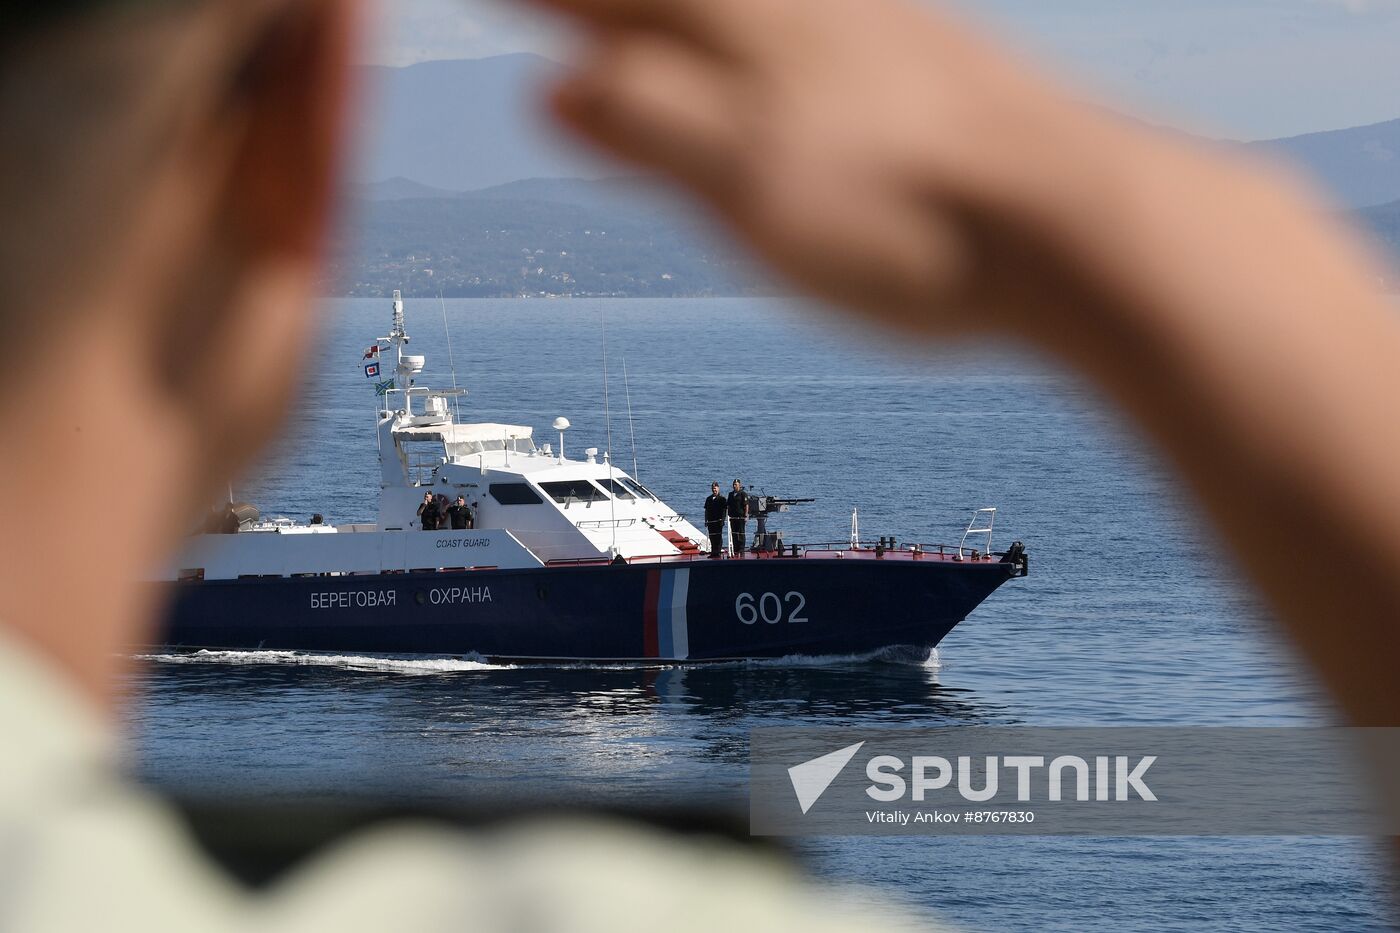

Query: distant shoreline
left=315, top=290, right=776, bottom=300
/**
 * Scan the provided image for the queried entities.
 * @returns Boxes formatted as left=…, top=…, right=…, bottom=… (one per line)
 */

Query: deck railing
left=540, top=540, right=1008, bottom=567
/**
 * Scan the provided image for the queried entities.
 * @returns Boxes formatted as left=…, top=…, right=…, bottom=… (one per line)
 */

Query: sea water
left=126, top=298, right=1390, bottom=931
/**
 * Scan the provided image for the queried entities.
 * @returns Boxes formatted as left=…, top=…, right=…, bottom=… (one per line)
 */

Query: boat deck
left=545, top=544, right=1005, bottom=568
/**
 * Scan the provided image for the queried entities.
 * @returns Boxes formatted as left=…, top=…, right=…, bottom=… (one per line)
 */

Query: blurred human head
left=0, top=0, right=356, bottom=706
left=2, top=1, right=352, bottom=454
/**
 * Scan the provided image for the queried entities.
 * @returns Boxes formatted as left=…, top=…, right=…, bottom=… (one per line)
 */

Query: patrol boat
left=159, top=294, right=1028, bottom=663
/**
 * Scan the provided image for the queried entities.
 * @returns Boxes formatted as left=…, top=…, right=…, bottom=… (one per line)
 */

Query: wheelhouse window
left=489, top=482, right=543, bottom=505
left=619, top=477, right=657, bottom=500
left=597, top=478, right=636, bottom=500
left=539, top=480, right=609, bottom=505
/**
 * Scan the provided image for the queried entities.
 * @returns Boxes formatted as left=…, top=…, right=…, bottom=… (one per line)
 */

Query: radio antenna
left=602, top=308, right=618, bottom=557
left=622, top=356, right=640, bottom=482
left=438, top=287, right=462, bottom=423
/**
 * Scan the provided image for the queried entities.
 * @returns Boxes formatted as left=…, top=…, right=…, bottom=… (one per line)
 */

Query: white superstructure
left=172, top=293, right=707, bottom=581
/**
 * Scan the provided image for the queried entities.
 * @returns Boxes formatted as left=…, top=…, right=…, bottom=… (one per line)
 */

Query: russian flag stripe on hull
left=657, top=571, right=673, bottom=658
left=650, top=568, right=691, bottom=661
left=668, top=568, right=690, bottom=660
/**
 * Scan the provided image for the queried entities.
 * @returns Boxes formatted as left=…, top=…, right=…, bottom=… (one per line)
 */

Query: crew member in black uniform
left=417, top=491, right=440, bottom=531
left=703, top=482, right=727, bottom=558
left=727, top=479, right=750, bottom=557
left=447, top=494, right=474, bottom=530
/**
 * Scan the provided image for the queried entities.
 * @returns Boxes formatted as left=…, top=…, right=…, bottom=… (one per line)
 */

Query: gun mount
left=749, top=494, right=816, bottom=552
left=751, top=495, right=815, bottom=516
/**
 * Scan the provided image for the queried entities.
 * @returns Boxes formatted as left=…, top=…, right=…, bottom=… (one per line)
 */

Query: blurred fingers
left=551, top=35, right=749, bottom=200
left=521, top=0, right=764, bottom=61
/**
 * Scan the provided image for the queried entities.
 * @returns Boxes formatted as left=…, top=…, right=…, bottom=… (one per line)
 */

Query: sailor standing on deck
left=416, top=491, right=440, bottom=531
left=703, top=482, right=727, bottom=558
left=447, top=495, right=474, bottom=530
left=727, top=479, right=750, bottom=557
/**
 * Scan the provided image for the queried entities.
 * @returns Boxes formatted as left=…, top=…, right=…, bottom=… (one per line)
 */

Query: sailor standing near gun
left=727, top=479, right=750, bottom=558
left=704, top=482, right=727, bottom=558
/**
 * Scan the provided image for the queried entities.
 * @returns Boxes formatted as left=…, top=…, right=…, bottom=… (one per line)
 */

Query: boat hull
left=157, top=557, right=1018, bottom=662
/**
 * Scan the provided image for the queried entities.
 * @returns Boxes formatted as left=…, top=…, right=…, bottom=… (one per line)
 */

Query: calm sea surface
left=127, top=298, right=1391, bottom=931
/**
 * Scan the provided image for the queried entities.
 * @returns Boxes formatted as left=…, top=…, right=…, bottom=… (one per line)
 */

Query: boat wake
left=133, top=645, right=939, bottom=675
left=724, top=645, right=940, bottom=670
left=545, top=645, right=940, bottom=671
left=133, top=649, right=513, bottom=674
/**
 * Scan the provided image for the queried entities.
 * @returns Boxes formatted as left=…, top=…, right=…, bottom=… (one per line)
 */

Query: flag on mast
left=362, top=345, right=380, bottom=360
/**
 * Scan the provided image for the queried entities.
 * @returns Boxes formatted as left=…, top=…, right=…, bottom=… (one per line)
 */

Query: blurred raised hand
left=529, top=0, right=1400, bottom=732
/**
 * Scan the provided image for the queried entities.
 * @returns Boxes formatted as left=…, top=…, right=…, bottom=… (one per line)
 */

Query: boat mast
left=386, top=289, right=411, bottom=415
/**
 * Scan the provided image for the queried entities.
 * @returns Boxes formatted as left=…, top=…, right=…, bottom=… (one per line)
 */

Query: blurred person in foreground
left=3, top=0, right=1400, bottom=931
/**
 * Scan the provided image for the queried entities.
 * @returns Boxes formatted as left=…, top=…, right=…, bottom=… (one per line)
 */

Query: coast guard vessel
left=159, top=294, right=1027, bottom=662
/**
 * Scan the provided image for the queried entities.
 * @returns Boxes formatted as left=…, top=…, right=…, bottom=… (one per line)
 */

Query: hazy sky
left=362, top=0, right=1400, bottom=140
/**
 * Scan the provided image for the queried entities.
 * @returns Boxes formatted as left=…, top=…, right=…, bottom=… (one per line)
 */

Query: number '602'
left=735, top=591, right=808, bottom=625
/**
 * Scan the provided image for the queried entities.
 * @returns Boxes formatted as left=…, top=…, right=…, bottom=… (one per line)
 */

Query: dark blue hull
left=158, top=557, right=1018, bottom=662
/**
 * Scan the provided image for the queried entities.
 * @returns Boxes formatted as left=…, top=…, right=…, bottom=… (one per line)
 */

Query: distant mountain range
left=350, top=54, right=1400, bottom=208
left=1248, top=119, right=1400, bottom=210
left=327, top=55, right=1400, bottom=297
left=349, top=54, right=598, bottom=193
